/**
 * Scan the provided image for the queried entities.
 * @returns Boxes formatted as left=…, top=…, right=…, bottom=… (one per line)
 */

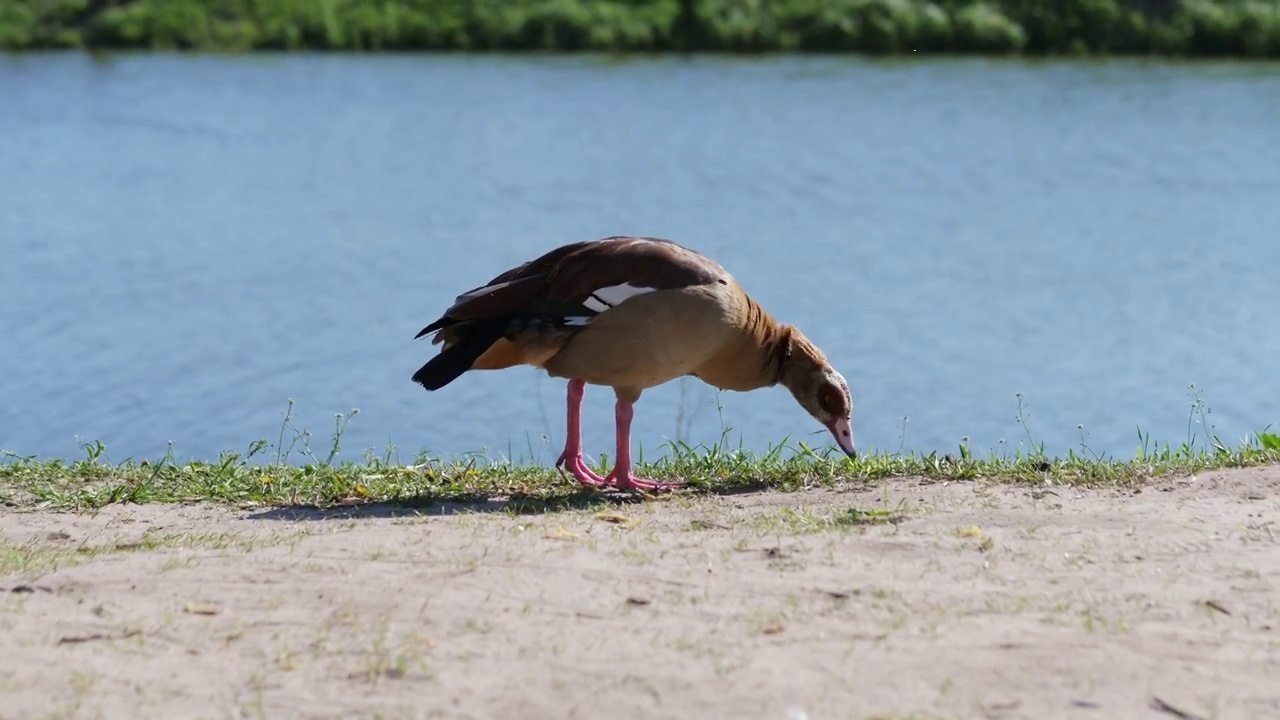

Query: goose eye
left=817, top=382, right=845, bottom=416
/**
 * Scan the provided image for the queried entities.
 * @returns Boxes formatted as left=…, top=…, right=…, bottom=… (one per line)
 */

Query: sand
left=1, top=466, right=1277, bottom=720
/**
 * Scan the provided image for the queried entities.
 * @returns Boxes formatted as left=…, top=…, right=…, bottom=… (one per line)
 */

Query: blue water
left=2, top=52, right=1279, bottom=466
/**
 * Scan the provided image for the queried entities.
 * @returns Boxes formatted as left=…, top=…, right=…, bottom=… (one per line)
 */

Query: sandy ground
left=1, top=467, right=1277, bottom=720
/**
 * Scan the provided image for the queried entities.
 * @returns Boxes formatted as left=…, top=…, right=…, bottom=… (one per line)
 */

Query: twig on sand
left=1150, top=696, right=1207, bottom=720
left=57, top=629, right=142, bottom=645
left=1203, top=599, right=1231, bottom=615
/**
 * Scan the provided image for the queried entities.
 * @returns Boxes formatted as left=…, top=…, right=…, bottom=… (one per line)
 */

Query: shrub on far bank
left=1, top=0, right=1279, bottom=56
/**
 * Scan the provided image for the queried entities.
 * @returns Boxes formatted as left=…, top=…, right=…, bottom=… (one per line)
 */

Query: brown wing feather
left=419, top=236, right=727, bottom=341
left=411, top=236, right=731, bottom=390
left=542, top=236, right=728, bottom=304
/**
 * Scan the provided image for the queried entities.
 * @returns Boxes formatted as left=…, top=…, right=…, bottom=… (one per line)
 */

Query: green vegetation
left=0, top=527, right=293, bottom=575
left=2, top=395, right=1278, bottom=512
left=2, top=0, right=1280, bottom=56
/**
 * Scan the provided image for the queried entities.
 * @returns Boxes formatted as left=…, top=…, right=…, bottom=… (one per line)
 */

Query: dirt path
left=2, top=467, right=1277, bottom=720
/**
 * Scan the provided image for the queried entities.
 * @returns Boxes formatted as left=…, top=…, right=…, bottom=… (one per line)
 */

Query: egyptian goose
left=411, top=236, right=855, bottom=491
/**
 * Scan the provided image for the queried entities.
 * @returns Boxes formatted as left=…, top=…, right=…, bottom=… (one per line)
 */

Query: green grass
left=2, top=392, right=1277, bottom=512
left=2, top=0, right=1280, bottom=56
left=0, top=527, right=294, bottom=576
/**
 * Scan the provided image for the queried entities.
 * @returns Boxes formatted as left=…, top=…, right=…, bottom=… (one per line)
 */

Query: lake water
left=2, top=52, right=1279, bottom=466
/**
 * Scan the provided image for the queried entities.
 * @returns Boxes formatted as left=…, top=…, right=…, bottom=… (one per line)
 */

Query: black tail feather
left=414, top=315, right=455, bottom=340
left=410, top=320, right=507, bottom=391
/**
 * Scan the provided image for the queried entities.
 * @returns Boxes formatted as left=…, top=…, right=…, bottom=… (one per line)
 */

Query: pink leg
left=605, top=400, right=684, bottom=492
left=554, top=378, right=607, bottom=487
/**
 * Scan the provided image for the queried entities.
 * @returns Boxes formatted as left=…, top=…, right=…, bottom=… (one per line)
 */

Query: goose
left=411, top=235, right=855, bottom=491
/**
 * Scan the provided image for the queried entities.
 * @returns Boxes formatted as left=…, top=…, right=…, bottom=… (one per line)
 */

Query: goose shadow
left=242, top=480, right=774, bottom=522
left=244, top=489, right=646, bottom=521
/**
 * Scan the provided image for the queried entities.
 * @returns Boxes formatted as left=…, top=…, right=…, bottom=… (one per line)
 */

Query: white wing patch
left=582, top=283, right=657, bottom=313
left=453, top=280, right=655, bottom=329
left=454, top=278, right=516, bottom=303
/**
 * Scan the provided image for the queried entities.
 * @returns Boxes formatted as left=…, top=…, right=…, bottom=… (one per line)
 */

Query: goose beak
left=827, top=417, right=856, bottom=458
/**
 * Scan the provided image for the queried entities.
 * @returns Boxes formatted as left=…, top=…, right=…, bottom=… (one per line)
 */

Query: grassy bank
left=3, top=0, right=1280, bottom=56
left=3, top=418, right=1278, bottom=511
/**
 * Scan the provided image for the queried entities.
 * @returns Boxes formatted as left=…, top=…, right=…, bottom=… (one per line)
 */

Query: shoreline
left=3, top=429, right=1278, bottom=510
